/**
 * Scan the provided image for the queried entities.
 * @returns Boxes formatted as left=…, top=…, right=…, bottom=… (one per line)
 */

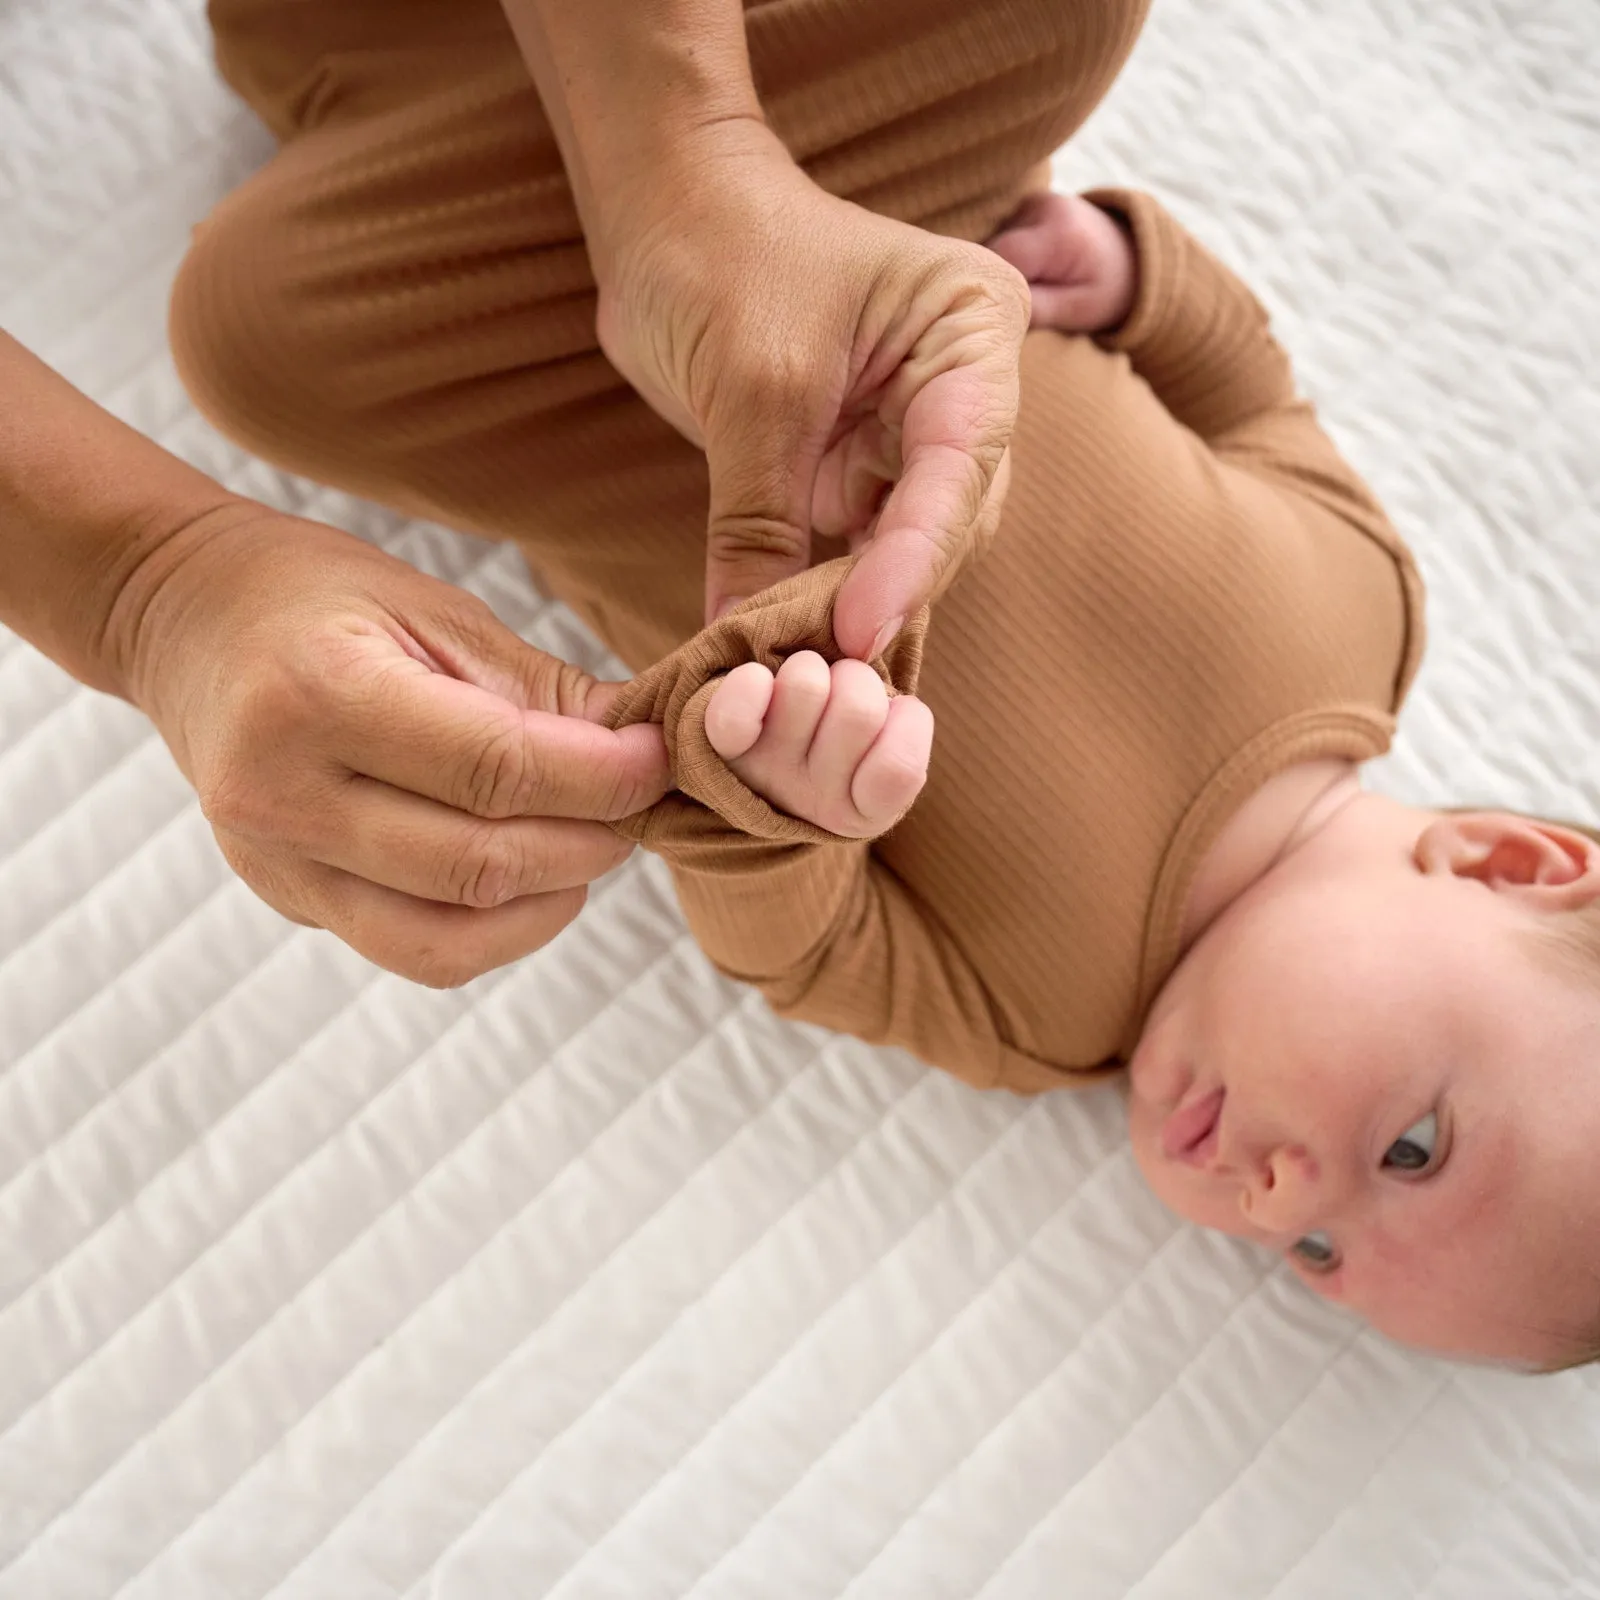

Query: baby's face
left=1127, top=851, right=1600, bottom=1366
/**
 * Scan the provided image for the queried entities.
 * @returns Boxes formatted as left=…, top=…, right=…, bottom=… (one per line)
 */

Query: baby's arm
left=991, top=188, right=1421, bottom=692
left=603, top=573, right=1067, bottom=1093
left=991, top=189, right=1322, bottom=443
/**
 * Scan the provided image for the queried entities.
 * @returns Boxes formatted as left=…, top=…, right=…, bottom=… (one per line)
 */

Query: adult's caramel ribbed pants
left=171, top=0, right=1149, bottom=675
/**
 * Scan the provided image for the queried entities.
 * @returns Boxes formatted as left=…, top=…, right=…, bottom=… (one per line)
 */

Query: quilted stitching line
left=1150, top=1329, right=1430, bottom=1600
left=829, top=1154, right=1186, bottom=1600
left=0, top=706, right=159, bottom=881
left=1255, top=1362, right=1472, bottom=1599
left=0, top=916, right=326, bottom=1308
left=280, top=1005, right=867, bottom=1600
left=0, top=865, right=295, bottom=1201
left=0, top=652, right=78, bottom=754
left=104, top=934, right=747, bottom=1600
left=0, top=776, right=203, bottom=1037
left=969, top=1260, right=1328, bottom=1600
left=2, top=889, right=677, bottom=1581
left=1406, top=1377, right=1578, bottom=1600
left=392, top=1040, right=946, bottom=1600
left=0, top=860, right=646, bottom=1403
left=662, top=1105, right=1108, bottom=1600
left=700, top=1132, right=1139, bottom=1600
left=0, top=881, right=290, bottom=1215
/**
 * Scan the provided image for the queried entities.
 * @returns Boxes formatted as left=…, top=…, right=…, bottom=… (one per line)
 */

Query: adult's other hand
left=117, top=508, right=670, bottom=987
left=592, top=121, right=1030, bottom=660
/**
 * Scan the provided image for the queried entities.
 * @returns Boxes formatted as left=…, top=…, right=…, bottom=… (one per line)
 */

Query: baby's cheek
left=1290, top=1261, right=1347, bottom=1302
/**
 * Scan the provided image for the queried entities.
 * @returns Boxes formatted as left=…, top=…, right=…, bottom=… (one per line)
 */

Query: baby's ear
left=1413, top=812, right=1600, bottom=909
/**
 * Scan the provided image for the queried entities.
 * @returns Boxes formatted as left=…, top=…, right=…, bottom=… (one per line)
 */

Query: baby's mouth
left=1160, top=1086, right=1225, bottom=1167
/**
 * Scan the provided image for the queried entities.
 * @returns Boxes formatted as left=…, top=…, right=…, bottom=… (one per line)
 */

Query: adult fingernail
left=868, top=616, right=905, bottom=661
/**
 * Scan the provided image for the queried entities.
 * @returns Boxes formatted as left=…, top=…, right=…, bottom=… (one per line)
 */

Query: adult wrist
left=96, top=494, right=263, bottom=713
left=583, top=112, right=792, bottom=288
left=500, top=0, right=774, bottom=280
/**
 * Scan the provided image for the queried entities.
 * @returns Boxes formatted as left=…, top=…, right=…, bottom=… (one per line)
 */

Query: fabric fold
left=602, top=557, right=929, bottom=848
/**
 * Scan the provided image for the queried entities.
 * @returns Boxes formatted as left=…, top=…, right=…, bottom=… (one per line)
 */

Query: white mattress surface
left=2, top=1, right=1598, bottom=1595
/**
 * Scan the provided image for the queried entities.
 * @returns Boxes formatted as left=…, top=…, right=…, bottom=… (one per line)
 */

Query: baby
left=607, top=191, right=1600, bottom=1369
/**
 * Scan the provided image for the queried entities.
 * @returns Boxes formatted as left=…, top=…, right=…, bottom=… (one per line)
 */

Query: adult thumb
left=702, top=408, right=821, bottom=623
left=423, top=589, right=671, bottom=807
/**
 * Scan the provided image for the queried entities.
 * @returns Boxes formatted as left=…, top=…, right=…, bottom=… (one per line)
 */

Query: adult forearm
left=0, top=330, right=240, bottom=698
left=498, top=0, right=766, bottom=273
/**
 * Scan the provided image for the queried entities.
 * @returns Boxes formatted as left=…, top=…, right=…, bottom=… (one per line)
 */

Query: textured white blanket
left=2, top=0, right=1597, bottom=1594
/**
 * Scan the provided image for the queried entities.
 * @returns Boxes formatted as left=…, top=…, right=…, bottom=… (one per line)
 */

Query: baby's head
left=1127, top=792, right=1600, bottom=1368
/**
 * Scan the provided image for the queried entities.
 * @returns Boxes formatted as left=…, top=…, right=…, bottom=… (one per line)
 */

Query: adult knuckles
left=196, top=681, right=342, bottom=846
left=214, top=831, right=323, bottom=929
left=378, top=912, right=503, bottom=990
left=401, top=939, right=495, bottom=992
left=439, top=821, right=527, bottom=909
left=706, top=516, right=809, bottom=568
left=196, top=755, right=324, bottom=848
left=459, top=717, right=551, bottom=820
left=394, top=893, right=586, bottom=990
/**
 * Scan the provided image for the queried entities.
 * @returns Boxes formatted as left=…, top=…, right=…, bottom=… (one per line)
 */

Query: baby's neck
left=1179, top=759, right=1363, bottom=951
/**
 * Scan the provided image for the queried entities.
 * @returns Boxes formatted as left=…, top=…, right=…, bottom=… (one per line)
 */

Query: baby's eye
left=1290, top=1231, right=1340, bottom=1273
left=1382, top=1111, right=1438, bottom=1173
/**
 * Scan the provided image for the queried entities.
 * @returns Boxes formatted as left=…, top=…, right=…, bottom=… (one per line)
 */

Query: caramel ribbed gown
left=171, top=0, right=1424, bottom=1092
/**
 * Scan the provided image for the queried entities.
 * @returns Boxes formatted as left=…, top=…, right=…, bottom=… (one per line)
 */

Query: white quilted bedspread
left=2, top=1, right=1598, bottom=1595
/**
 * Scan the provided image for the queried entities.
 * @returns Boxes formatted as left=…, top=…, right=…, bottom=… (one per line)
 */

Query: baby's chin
left=1124, top=990, right=1185, bottom=1110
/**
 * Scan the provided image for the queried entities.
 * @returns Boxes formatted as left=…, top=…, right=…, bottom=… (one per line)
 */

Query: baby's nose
left=1238, top=1142, right=1322, bottom=1236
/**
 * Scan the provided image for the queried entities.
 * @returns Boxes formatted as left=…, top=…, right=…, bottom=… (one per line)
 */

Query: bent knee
left=169, top=195, right=361, bottom=481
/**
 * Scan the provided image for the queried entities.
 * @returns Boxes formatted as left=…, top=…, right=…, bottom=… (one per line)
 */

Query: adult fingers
left=832, top=351, right=1019, bottom=660
left=330, top=875, right=592, bottom=988
left=832, top=254, right=1026, bottom=659
left=219, top=832, right=592, bottom=988
left=702, top=369, right=833, bottom=622
left=333, top=660, right=671, bottom=823
left=308, top=776, right=632, bottom=908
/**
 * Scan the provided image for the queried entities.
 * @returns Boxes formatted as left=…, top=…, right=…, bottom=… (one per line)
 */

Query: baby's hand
left=986, top=192, right=1137, bottom=334
left=703, top=652, right=933, bottom=838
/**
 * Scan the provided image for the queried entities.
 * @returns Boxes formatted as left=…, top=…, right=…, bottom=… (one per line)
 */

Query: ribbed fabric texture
left=171, top=0, right=1422, bottom=1093
left=604, top=561, right=928, bottom=852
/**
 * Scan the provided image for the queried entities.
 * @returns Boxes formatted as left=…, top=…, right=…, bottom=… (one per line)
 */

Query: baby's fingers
left=851, top=694, right=934, bottom=828
left=761, top=650, right=833, bottom=754
left=809, top=659, right=891, bottom=799
left=705, top=662, right=776, bottom=761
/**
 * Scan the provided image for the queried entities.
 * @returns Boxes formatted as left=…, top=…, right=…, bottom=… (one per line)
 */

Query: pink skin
left=705, top=652, right=934, bottom=838
left=1130, top=778, right=1600, bottom=1366
left=986, top=191, right=1139, bottom=333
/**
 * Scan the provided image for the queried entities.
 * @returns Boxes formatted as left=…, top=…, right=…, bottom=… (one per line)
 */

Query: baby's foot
left=704, top=652, right=933, bottom=838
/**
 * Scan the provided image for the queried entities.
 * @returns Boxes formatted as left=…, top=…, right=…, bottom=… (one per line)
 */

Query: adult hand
left=117, top=507, right=670, bottom=987
left=592, top=120, right=1030, bottom=660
